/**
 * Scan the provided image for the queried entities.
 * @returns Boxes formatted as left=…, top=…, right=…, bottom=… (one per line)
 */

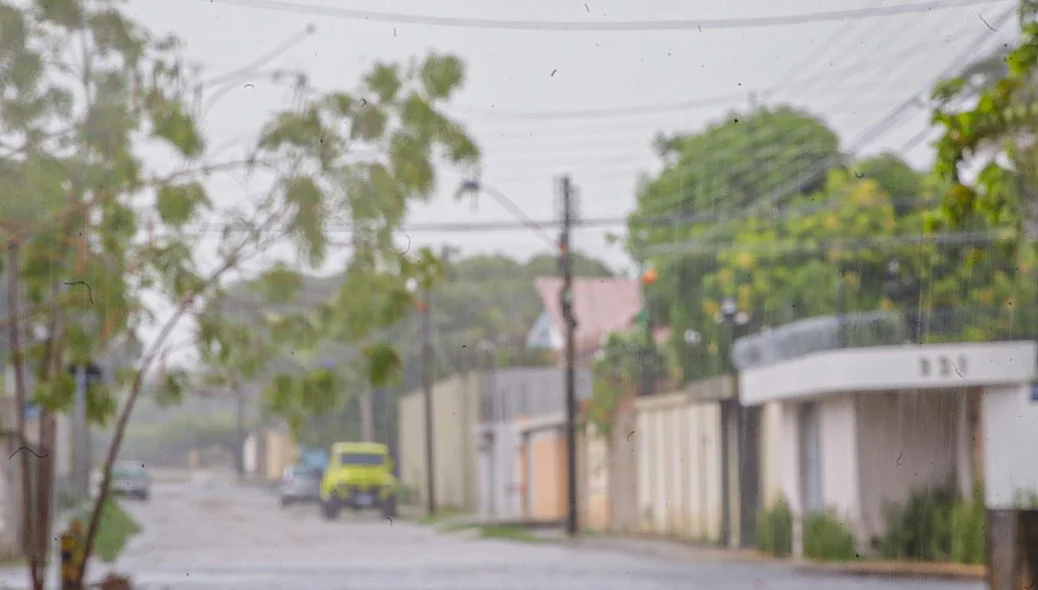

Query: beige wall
left=759, top=402, right=785, bottom=506
left=855, top=390, right=961, bottom=544
left=263, top=430, right=298, bottom=481
left=635, top=391, right=724, bottom=542
left=398, top=372, right=481, bottom=511
left=582, top=424, right=611, bottom=531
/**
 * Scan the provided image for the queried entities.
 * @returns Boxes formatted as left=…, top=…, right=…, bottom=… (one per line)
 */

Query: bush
left=880, top=485, right=985, bottom=564
left=950, top=489, right=986, bottom=564
left=757, top=497, right=793, bottom=556
left=803, top=510, right=858, bottom=561
left=880, top=487, right=955, bottom=561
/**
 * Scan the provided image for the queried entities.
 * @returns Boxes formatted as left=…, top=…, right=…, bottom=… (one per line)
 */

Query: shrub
left=950, top=489, right=986, bottom=564
left=803, top=510, right=858, bottom=561
left=880, top=487, right=956, bottom=561
left=881, top=485, right=986, bottom=564
left=757, top=497, right=793, bottom=556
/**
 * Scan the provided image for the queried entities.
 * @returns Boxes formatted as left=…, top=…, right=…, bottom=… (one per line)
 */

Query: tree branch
left=76, top=231, right=261, bottom=584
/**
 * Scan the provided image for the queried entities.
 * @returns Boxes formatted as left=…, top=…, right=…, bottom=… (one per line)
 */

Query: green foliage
left=950, top=489, right=986, bottom=565
left=756, top=497, right=793, bottom=557
left=589, top=331, right=662, bottom=441
left=879, top=487, right=955, bottom=561
left=878, top=486, right=986, bottom=564
left=238, top=250, right=611, bottom=443
left=931, top=17, right=1038, bottom=230
left=632, top=98, right=1034, bottom=383
left=1012, top=488, right=1038, bottom=509
left=1, top=0, right=482, bottom=583
left=803, top=510, right=858, bottom=561
left=637, top=107, right=840, bottom=236
left=365, top=342, right=402, bottom=388
left=155, top=182, right=209, bottom=227
left=116, top=415, right=239, bottom=466
left=77, top=499, right=141, bottom=563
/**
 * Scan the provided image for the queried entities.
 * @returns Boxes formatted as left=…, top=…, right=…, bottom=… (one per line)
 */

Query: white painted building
left=740, top=340, right=1038, bottom=553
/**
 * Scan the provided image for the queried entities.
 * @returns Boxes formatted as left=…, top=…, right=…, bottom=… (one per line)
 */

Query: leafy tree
left=928, top=12, right=1038, bottom=339
left=631, top=106, right=841, bottom=252
left=225, top=250, right=611, bottom=447
left=0, top=1, right=478, bottom=587
left=629, top=108, right=846, bottom=382
left=931, top=23, right=1038, bottom=231
left=587, top=330, right=664, bottom=442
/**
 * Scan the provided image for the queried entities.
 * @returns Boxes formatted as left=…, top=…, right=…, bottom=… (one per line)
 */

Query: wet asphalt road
left=1, top=473, right=984, bottom=590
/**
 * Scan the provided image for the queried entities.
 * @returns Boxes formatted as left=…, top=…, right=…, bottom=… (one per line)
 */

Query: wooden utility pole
left=558, top=175, right=579, bottom=537
left=420, top=290, right=436, bottom=516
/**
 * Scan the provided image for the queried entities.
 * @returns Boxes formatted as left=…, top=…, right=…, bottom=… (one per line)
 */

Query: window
left=339, top=453, right=384, bottom=466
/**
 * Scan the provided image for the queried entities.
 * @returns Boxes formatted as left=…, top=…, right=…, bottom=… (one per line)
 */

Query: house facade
left=475, top=366, right=592, bottom=521
left=397, top=372, right=482, bottom=512
left=740, top=340, right=1038, bottom=554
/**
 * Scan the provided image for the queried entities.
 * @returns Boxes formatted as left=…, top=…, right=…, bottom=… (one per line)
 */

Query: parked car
left=108, top=461, right=150, bottom=501
left=280, top=465, right=322, bottom=507
left=319, top=442, right=398, bottom=520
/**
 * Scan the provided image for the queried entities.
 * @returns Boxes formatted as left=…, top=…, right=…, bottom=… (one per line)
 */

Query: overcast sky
left=115, top=0, right=1017, bottom=363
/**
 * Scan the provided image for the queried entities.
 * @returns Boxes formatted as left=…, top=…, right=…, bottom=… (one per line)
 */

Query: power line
left=764, top=0, right=889, bottom=89
left=161, top=194, right=933, bottom=244
left=218, top=0, right=1005, bottom=32
left=659, top=5, right=1017, bottom=253
left=453, top=23, right=986, bottom=123
left=647, top=228, right=1017, bottom=258
left=696, top=13, right=999, bottom=213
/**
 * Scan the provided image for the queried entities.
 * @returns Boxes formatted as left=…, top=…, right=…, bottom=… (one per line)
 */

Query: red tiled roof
left=534, top=276, right=644, bottom=356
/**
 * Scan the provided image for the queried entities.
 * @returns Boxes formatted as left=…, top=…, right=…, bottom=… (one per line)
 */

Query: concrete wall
left=984, top=382, right=1038, bottom=509
left=635, top=391, right=724, bottom=543
left=777, top=391, right=965, bottom=549
left=820, top=395, right=860, bottom=527
left=759, top=402, right=785, bottom=506
left=398, top=372, right=481, bottom=512
left=263, top=430, right=298, bottom=481
left=582, top=423, right=610, bottom=531
left=855, top=391, right=961, bottom=544
left=608, top=394, right=639, bottom=534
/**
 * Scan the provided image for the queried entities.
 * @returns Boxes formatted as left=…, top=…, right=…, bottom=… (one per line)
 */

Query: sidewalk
left=565, top=534, right=987, bottom=582
left=406, top=512, right=987, bottom=582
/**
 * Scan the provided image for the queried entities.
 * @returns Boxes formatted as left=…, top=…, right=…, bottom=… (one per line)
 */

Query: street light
left=713, top=294, right=758, bottom=549
left=638, top=266, right=659, bottom=397
left=714, top=296, right=751, bottom=329
left=683, top=330, right=702, bottom=346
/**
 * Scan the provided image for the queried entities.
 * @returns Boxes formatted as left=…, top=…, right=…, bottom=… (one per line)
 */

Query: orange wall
left=529, top=433, right=568, bottom=521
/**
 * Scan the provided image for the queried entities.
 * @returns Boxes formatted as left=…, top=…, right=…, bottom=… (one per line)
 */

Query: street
left=1, top=474, right=984, bottom=590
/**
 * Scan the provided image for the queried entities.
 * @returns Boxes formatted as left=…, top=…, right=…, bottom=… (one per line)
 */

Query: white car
left=92, top=461, right=151, bottom=502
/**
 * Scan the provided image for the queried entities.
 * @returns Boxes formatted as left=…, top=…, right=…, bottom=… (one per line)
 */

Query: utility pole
left=420, top=288, right=436, bottom=516
left=558, top=175, right=579, bottom=537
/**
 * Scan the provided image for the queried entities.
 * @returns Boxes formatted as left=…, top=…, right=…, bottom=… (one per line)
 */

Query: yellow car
left=319, top=442, right=398, bottom=520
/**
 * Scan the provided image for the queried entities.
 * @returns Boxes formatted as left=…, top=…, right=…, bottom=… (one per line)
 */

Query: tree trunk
left=32, top=414, right=55, bottom=588
left=6, top=241, right=43, bottom=590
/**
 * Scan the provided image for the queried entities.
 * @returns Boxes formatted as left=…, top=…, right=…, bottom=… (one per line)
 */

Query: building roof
left=533, top=276, right=644, bottom=356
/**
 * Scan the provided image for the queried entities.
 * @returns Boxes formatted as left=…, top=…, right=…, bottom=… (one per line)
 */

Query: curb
left=794, top=560, right=986, bottom=582
left=568, top=534, right=986, bottom=581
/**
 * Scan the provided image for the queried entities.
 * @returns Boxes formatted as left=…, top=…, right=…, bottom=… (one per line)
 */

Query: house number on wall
left=919, top=354, right=968, bottom=378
